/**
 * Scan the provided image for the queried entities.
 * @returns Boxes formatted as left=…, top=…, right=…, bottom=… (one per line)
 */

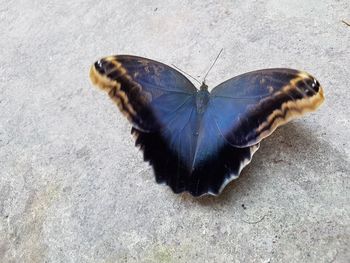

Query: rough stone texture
left=0, top=0, right=349, bottom=262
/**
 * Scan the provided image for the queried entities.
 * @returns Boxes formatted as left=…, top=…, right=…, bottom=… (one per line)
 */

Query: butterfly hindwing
left=209, top=68, right=324, bottom=147
left=132, top=127, right=259, bottom=196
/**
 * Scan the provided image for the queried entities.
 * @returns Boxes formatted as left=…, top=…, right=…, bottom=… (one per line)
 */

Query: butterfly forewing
left=90, top=55, right=197, bottom=132
left=209, top=68, right=324, bottom=147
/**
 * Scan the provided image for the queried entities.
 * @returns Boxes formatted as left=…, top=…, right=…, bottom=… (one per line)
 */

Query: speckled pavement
left=0, top=1, right=349, bottom=262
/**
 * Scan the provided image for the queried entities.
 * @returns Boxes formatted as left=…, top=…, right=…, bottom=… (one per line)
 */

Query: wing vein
left=154, top=95, right=194, bottom=126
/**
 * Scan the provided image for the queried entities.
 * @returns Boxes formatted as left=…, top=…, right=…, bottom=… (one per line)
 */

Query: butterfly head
left=200, top=82, right=208, bottom=91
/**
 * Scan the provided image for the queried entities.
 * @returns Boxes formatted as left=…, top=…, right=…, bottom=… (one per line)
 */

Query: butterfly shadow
left=180, top=121, right=344, bottom=207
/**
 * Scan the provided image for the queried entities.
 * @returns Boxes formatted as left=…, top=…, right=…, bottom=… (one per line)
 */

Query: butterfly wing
left=90, top=55, right=197, bottom=132
left=132, top=127, right=259, bottom=196
left=209, top=68, right=324, bottom=147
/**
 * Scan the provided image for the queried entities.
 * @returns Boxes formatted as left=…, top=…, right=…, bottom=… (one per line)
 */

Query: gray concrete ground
left=0, top=0, right=349, bottom=262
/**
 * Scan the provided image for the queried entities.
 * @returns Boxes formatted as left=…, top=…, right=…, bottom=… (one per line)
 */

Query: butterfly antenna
left=171, top=64, right=201, bottom=85
left=342, top=19, right=350, bottom=26
left=203, top=48, right=223, bottom=83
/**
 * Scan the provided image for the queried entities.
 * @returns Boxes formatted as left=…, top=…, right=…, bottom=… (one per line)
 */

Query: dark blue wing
left=209, top=68, right=324, bottom=147
left=90, top=55, right=197, bottom=132
left=132, top=127, right=259, bottom=196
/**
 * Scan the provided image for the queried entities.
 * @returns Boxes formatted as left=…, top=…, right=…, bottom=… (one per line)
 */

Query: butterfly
left=89, top=55, right=324, bottom=197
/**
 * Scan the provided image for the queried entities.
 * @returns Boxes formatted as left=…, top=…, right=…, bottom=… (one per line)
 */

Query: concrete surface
left=0, top=0, right=349, bottom=262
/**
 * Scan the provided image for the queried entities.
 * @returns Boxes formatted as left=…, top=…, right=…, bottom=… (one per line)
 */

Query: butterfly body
left=196, top=87, right=210, bottom=114
left=90, top=55, right=324, bottom=196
